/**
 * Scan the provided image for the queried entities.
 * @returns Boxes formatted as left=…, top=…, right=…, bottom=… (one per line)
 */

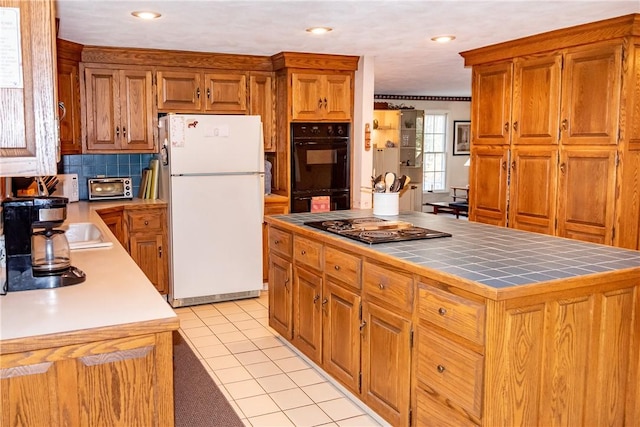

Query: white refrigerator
left=158, top=114, right=264, bottom=307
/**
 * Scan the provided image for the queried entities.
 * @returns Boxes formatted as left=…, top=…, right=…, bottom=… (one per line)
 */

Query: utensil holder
left=373, top=192, right=399, bottom=216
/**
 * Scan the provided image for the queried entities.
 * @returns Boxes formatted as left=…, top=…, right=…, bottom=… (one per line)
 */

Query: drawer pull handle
left=378, top=283, right=385, bottom=290
left=301, top=250, right=306, bottom=255
left=334, top=265, right=340, bottom=271
left=274, top=239, right=280, bottom=245
left=437, top=365, right=446, bottom=373
left=438, top=307, right=447, bottom=316
left=359, top=320, right=367, bottom=331
left=313, top=294, right=320, bottom=304
left=322, top=298, right=328, bottom=306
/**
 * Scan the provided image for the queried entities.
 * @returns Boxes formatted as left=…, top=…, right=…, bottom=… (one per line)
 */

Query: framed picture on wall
left=453, top=120, right=471, bottom=155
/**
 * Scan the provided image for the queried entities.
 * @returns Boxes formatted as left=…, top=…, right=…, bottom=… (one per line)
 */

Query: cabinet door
left=0, top=0, right=58, bottom=176
left=323, top=279, right=361, bottom=394
left=508, top=146, right=559, bottom=235
left=471, top=62, right=513, bottom=146
left=97, top=207, right=126, bottom=248
left=119, top=70, right=155, bottom=151
left=203, top=73, right=247, bottom=113
left=512, top=54, right=562, bottom=145
left=84, top=68, right=120, bottom=150
left=57, top=59, right=82, bottom=154
left=361, top=302, right=411, bottom=427
left=557, top=147, right=617, bottom=244
left=129, top=233, right=167, bottom=294
left=323, top=74, right=351, bottom=121
left=468, top=145, right=509, bottom=226
left=156, top=70, right=202, bottom=111
left=250, top=74, right=275, bottom=151
left=269, top=253, right=293, bottom=339
left=291, top=73, right=324, bottom=120
left=560, top=42, right=622, bottom=146
left=292, top=267, right=323, bottom=363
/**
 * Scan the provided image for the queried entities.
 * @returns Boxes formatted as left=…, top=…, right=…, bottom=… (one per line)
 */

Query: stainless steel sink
left=63, top=222, right=113, bottom=250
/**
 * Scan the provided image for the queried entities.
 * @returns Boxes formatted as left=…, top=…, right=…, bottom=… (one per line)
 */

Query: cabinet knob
left=196, top=88, right=201, bottom=99
left=334, top=265, right=340, bottom=271
left=378, top=283, right=385, bottom=290
left=502, top=160, right=508, bottom=170
left=116, top=126, right=120, bottom=137
left=504, top=122, right=509, bottom=132
left=274, top=239, right=280, bottom=245
left=359, top=320, right=367, bottom=331
left=322, top=298, right=328, bottom=305
left=144, top=220, right=149, bottom=226
left=561, top=119, right=568, bottom=131
left=438, top=307, right=447, bottom=316
left=123, top=127, right=127, bottom=137
left=318, top=98, right=323, bottom=109
left=300, top=250, right=306, bottom=255
left=560, top=162, right=566, bottom=174
left=158, top=246, right=162, bottom=258
left=207, top=88, right=211, bottom=99
left=512, top=121, right=518, bottom=132
left=437, top=365, right=446, bottom=373
left=511, top=161, right=516, bottom=170
left=313, top=294, right=320, bottom=304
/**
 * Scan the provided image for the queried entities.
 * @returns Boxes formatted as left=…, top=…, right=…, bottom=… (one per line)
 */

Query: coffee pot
left=1, top=196, right=85, bottom=293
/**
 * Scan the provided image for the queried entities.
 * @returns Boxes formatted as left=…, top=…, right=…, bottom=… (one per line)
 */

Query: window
left=423, top=113, right=447, bottom=191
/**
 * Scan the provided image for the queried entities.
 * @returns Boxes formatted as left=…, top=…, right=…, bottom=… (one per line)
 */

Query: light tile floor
left=174, top=291, right=386, bottom=427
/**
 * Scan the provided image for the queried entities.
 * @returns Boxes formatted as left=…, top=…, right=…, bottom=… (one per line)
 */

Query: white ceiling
left=55, top=0, right=640, bottom=97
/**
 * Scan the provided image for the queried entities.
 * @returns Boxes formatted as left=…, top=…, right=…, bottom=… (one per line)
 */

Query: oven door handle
left=294, top=141, right=347, bottom=146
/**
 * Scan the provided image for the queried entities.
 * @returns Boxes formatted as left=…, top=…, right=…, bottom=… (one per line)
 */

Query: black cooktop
left=304, top=217, right=452, bottom=244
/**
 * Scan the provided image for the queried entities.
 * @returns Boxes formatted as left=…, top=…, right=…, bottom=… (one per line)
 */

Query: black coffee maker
left=2, top=196, right=85, bottom=293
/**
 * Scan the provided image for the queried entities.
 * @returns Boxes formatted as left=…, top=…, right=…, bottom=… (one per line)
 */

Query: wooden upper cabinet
left=84, top=67, right=155, bottom=152
left=508, top=146, right=559, bottom=235
left=0, top=0, right=58, bottom=177
left=291, top=73, right=351, bottom=121
left=468, top=145, right=510, bottom=226
left=560, top=42, right=622, bottom=146
left=57, top=59, right=82, bottom=154
left=512, top=53, right=562, bottom=145
left=156, top=70, right=202, bottom=111
left=250, top=73, right=275, bottom=152
left=471, top=62, right=513, bottom=146
left=157, top=70, right=247, bottom=114
left=203, top=73, right=247, bottom=113
left=557, top=147, right=617, bottom=244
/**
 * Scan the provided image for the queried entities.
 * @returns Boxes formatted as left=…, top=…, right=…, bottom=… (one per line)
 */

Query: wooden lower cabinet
left=97, top=204, right=168, bottom=295
left=0, top=330, right=175, bottom=426
left=361, top=301, right=412, bottom=427
left=322, top=279, right=361, bottom=394
left=268, top=253, right=293, bottom=340
left=292, top=266, right=323, bottom=363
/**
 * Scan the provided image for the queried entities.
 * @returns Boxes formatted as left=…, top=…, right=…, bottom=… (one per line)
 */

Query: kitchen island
left=0, top=200, right=179, bottom=426
left=265, top=210, right=640, bottom=426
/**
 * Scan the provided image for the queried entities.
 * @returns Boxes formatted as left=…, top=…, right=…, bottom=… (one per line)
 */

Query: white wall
left=352, top=56, right=375, bottom=209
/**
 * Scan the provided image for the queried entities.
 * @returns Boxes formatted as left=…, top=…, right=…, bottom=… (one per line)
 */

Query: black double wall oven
left=291, top=123, right=350, bottom=213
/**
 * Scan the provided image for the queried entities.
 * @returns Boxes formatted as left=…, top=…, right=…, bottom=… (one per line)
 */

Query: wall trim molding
left=375, top=94, right=471, bottom=102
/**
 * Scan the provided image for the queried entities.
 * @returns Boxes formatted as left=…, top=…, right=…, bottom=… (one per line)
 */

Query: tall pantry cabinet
left=461, top=14, right=640, bottom=249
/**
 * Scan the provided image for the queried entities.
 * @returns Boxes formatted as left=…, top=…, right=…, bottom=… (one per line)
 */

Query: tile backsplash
left=61, top=154, right=156, bottom=200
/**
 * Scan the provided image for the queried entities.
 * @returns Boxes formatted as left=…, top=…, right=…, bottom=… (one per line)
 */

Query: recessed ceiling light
left=131, top=11, right=161, bottom=20
left=306, top=27, right=332, bottom=35
left=431, top=35, right=456, bottom=43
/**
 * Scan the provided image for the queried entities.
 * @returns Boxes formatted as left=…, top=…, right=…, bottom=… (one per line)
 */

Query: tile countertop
left=0, top=199, right=176, bottom=342
left=267, top=210, right=640, bottom=296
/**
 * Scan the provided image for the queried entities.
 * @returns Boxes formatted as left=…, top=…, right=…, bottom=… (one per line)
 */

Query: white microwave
left=51, top=173, right=79, bottom=202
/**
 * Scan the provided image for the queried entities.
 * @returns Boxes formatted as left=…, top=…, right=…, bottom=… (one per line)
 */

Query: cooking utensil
left=374, top=181, right=386, bottom=193
left=384, top=172, right=396, bottom=193
left=399, top=176, right=412, bottom=195
left=397, top=175, right=407, bottom=190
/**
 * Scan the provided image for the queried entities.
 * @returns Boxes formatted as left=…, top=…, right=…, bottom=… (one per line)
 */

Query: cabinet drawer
left=417, top=328, right=484, bottom=419
left=324, top=246, right=361, bottom=289
left=419, top=284, right=486, bottom=345
left=127, top=210, right=163, bottom=232
left=363, top=261, right=413, bottom=312
left=268, top=227, right=292, bottom=257
left=293, top=236, right=322, bottom=270
left=415, top=388, right=479, bottom=427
